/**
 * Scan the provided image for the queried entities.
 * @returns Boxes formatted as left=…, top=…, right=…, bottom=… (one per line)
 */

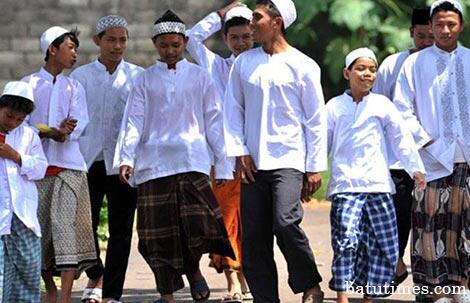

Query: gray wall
left=0, top=0, right=227, bottom=89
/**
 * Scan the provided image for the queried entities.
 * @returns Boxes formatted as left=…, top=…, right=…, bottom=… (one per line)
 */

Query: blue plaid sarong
left=0, top=214, right=41, bottom=302
left=329, top=192, right=398, bottom=297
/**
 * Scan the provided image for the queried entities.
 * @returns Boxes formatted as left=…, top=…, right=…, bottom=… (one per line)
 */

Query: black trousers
left=85, top=161, right=137, bottom=300
left=390, top=169, right=414, bottom=259
left=241, top=169, right=322, bottom=303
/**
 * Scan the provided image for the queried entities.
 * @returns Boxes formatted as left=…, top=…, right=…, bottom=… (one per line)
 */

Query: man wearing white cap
left=394, top=1, right=470, bottom=302
left=224, top=0, right=327, bottom=302
left=21, top=26, right=96, bottom=303
left=70, top=15, right=143, bottom=303
left=186, top=2, right=253, bottom=301
left=0, top=81, right=47, bottom=302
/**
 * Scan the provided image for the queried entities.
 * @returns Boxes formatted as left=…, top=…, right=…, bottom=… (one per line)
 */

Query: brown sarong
left=411, top=163, right=470, bottom=287
left=137, top=172, right=234, bottom=295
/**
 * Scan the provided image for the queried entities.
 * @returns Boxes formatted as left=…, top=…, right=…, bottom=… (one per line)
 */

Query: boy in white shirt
left=326, top=48, right=426, bottom=302
left=0, top=81, right=47, bottom=303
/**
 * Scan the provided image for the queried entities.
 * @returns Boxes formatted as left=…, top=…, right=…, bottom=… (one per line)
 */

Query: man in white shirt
left=373, top=7, right=433, bottom=286
left=70, top=15, right=143, bottom=303
left=224, top=0, right=327, bottom=302
left=116, top=10, right=234, bottom=303
left=394, top=1, right=470, bottom=302
left=0, top=81, right=48, bottom=303
left=22, top=26, right=96, bottom=303
left=186, top=2, right=253, bottom=301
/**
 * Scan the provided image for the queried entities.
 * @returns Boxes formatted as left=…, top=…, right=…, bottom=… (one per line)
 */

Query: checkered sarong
left=0, top=215, right=41, bottom=302
left=329, top=193, right=398, bottom=297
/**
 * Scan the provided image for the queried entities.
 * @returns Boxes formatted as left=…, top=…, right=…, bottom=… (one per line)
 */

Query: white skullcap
left=2, top=81, right=34, bottom=103
left=270, top=0, right=297, bottom=29
left=40, top=26, right=69, bottom=54
left=96, top=15, right=128, bottom=35
left=431, top=0, right=464, bottom=17
left=345, top=47, right=377, bottom=69
left=225, top=6, right=253, bottom=23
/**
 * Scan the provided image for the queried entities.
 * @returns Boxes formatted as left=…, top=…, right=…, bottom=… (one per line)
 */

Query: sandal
left=190, top=279, right=211, bottom=302
left=81, top=288, right=102, bottom=303
left=394, top=270, right=409, bottom=286
left=242, top=291, right=253, bottom=301
left=302, top=291, right=324, bottom=303
left=221, top=293, right=243, bottom=303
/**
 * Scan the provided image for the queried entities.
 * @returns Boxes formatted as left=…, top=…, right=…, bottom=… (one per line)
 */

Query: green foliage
left=97, top=198, right=109, bottom=244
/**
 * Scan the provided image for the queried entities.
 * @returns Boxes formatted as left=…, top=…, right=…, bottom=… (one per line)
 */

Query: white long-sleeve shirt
left=0, top=125, right=48, bottom=237
left=115, top=59, right=233, bottom=185
left=22, top=68, right=89, bottom=171
left=186, top=12, right=235, bottom=98
left=326, top=92, right=425, bottom=198
left=70, top=59, right=143, bottom=175
left=394, top=44, right=470, bottom=181
left=373, top=50, right=411, bottom=100
left=224, top=47, right=327, bottom=173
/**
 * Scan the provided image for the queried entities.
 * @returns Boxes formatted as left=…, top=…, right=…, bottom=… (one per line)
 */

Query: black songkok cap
left=412, top=7, right=431, bottom=26
left=152, top=10, right=186, bottom=38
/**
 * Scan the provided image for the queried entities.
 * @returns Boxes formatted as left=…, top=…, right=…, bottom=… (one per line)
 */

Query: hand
left=217, top=1, right=246, bottom=20
left=42, top=127, right=67, bottom=142
left=301, top=172, right=322, bottom=203
left=0, top=143, right=21, bottom=165
left=60, top=117, right=78, bottom=135
left=422, top=139, right=435, bottom=148
left=236, top=155, right=257, bottom=183
left=119, top=165, right=134, bottom=184
left=413, top=171, right=426, bottom=192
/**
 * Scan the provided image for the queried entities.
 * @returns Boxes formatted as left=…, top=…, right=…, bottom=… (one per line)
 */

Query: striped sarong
left=329, top=192, right=398, bottom=297
left=0, top=215, right=41, bottom=302
left=137, top=172, right=234, bottom=295
left=411, top=163, right=470, bottom=287
left=37, top=169, right=97, bottom=277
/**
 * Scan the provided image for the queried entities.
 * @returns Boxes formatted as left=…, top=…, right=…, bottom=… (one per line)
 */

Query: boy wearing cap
left=21, top=26, right=95, bottom=303
left=186, top=2, right=253, bottom=301
left=394, top=1, right=470, bottom=302
left=70, top=15, right=143, bottom=303
left=326, top=48, right=426, bottom=302
left=372, top=7, right=433, bottom=286
left=0, top=81, right=47, bottom=303
left=115, top=10, right=234, bottom=303
left=224, top=0, right=326, bottom=302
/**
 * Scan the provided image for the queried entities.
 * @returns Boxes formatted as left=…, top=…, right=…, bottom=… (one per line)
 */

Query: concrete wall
left=0, top=0, right=228, bottom=88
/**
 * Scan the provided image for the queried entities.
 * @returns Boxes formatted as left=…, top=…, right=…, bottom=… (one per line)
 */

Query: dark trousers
left=241, top=169, right=322, bottom=303
left=390, top=169, right=414, bottom=259
left=85, top=161, right=137, bottom=300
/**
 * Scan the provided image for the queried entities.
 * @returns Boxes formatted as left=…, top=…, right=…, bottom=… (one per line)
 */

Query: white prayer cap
left=2, top=81, right=34, bottom=103
left=96, top=15, right=128, bottom=35
left=270, top=0, right=297, bottom=29
left=225, top=6, right=253, bottom=23
left=345, top=47, right=377, bottom=69
left=40, top=26, right=69, bottom=54
left=430, top=0, right=464, bottom=17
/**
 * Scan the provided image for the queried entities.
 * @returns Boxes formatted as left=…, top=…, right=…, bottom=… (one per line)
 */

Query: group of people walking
left=0, top=0, right=469, bottom=303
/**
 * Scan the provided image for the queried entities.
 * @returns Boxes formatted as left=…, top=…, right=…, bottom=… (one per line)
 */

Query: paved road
left=70, top=202, right=415, bottom=302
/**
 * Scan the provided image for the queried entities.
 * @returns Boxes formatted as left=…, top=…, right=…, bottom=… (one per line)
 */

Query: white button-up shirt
left=373, top=50, right=410, bottom=100
left=224, top=47, right=327, bottom=173
left=0, top=125, right=48, bottom=237
left=115, top=59, right=233, bottom=186
left=326, top=92, right=425, bottom=198
left=70, top=59, right=143, bottom=175
left=394, top=44, right=470, bottom=181
left=22, top=68, right=89, bottom=171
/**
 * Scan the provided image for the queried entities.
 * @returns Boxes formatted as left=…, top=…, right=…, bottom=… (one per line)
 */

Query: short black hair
left=411, top=7, right=431, bottom=26
left=431, top=2, right=464, bottom=23
left=223, top=16, right=251, bottom=35
left=255, top=0, right=286, bottom=35
left=44, top=28, right=80, bottom=62
left=0, top=95, right=35, bottom=115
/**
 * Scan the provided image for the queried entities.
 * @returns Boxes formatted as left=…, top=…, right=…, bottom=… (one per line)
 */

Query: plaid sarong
left=37, top=169, right=97, bottom=277
left=0, top=215, right=41, bottom=302
left=411, top=163, right=470, bottom=287
left=137, top=172, right=234, bottom=295
left=329, top=193, right=398, bottom=297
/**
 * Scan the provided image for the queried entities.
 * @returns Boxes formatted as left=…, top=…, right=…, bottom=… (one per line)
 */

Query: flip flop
left=221, top=293, right=243, bottom=303
left=302, top=291, right=324, bottom=303
left=394, top=270, right=409, bottom=285
left=242, top=291, right=254, bottom=301
left=190, top=279, right=210, bottom=302
left=81, top=288, right=102, bottom=303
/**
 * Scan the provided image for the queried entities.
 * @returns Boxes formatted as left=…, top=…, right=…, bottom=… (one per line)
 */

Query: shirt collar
left=432, top=43, right=461, bottom=56
left=39, top=67, right=64, bottom=82
left=155, top=58, right=188, bottom=70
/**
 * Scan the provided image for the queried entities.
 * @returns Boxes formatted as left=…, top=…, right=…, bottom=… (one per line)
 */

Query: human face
left=250, top=5, right=282, bottom=44
left=50, top=36, right=78, bottom=69
left=431, top=10, right=464, bottom=52
left=0, top=107, right=26, bottom=134
left=343, top=57, right=377, bottom=97
left=223, top=24, right=253, bottom=57
left=152, top=33, right=187, bottom=69
left=94, top=27, right=128, bottom=64
left=410, top=24, right=434, bottom=51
